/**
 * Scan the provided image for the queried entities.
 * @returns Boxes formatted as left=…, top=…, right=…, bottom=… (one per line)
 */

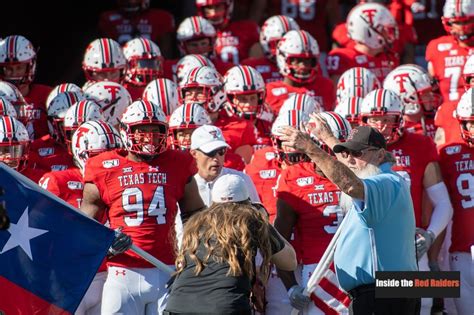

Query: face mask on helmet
left=126, top=57, right=163, bottom=86
left=0, top=116, right=29, bottom=171
left=0, top=35, right=37, bottom=87
left=287, top=56, right=318, bottom=83
left=228, top=93, right=263, bottom=120
left=443, top=17, right=474, bottom=43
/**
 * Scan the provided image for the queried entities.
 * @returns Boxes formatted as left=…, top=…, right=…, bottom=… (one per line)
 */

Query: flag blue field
left=0, top=163, right=115, bottom=314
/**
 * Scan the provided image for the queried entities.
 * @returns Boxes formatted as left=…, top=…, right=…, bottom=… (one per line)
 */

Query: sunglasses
left=199, top=147, right=227, bottom=157
left=340, top=148, right=379, bottom=159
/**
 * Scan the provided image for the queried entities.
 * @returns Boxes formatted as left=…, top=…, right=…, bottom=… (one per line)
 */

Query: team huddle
left=0, top=0, right=473, bottom=314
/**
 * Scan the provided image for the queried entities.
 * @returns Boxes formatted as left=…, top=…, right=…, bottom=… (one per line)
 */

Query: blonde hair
left=176, top=203, right=273, bottom=282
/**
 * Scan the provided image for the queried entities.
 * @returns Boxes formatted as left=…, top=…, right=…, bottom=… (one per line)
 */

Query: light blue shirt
left=334, top=162, right=418, bottom=292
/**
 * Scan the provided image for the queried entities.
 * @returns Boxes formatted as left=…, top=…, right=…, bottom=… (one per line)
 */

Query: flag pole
left=130, top=244, right=175, bottom=275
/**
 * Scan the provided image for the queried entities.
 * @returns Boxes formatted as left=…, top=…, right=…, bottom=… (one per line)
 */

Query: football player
left=360, top=88, right=453, bottom=314
left=274, top=111, right=352, bottom=314
left=0, top=35, right=52, bottom=139
left=196, top=0, right=260, bottom=64
left=241, top=15, right=300, bottom=84
left=142, top=78, right=180, bottom=119
left=80, top=99, right=205, bottom=314
left=327, top=3, right=400, bottom=85
left=266, top=30, right=336, bottom=115
left=438, top=88, right=474, bottom=315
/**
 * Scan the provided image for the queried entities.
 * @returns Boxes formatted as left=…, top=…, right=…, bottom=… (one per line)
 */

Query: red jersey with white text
left=425, top=36, right=474, bottom=103
left=29, top=135, right=74, bottom=172
left=265, top=78, right=336, bottom=115
left=267, top=0, right=330, bottom=52
left=98, top=9, right=175, bottom=45
left=23, top=84, right=52, bottom=139
left=244, top=147, right=282, bottom=222
left=84, top=149, right=196, bottom=267
left=276, top=162, right=343, bottom=264
left=241, top=57, right=283, bottom=84
left=389, top=132, right=439, bottom=227
left=214, top=20, right=260, bottom=65
left=438, top=142, right=474, bottom=253
left=39, top=167, right=84, bottom=209
left=403, top=115, right=437, bottom=140
left=214, top=111, right=257, bottom=152
left=434, top=101, right=463, bottom=145
left=327, top=47, right=399, bottom=83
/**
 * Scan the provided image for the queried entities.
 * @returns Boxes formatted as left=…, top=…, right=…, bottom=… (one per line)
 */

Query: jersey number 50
left=122, top=186, right=167, bottom=226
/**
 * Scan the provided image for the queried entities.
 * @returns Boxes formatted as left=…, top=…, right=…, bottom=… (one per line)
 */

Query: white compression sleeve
left=426, top=181, right=453, bottom=237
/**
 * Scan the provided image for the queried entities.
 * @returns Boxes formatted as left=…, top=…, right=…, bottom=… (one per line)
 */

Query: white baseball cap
left=211, top=174, right=250, bottom=203
left=190, top=124, right=230, bottom=153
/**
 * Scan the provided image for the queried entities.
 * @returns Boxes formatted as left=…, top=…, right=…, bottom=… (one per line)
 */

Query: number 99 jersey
left=438, top=143, right=474, bottom=254
left=84, top=149, right=197, bottom=267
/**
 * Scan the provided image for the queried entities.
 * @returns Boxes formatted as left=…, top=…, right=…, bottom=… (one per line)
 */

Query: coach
left=279, top=119, right=420, bottom=314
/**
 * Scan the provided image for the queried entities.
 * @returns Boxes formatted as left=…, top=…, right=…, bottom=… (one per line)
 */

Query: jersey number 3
left=122, top=186, right=167, bottom=226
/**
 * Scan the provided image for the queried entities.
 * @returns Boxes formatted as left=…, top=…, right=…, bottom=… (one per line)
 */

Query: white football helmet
left=271, top=109, right=310, bottom=164
left=334, top=97, right=364, bottom=126
left=196, top=0, right=234, bottom=28
left=120, top=99, right=169, bottom=157
left=223, top=65, right=266, bottom=119
left=82, top=38, right=127, bottom=83
left=308, top=111, right=352, bottom=155
left=179, top=65, right=226, bottom=113
left=0, top=115, right=30, bottom=170
left=260, top=15, right=300, bottom=60
left=46, top=83, right=83, bottom=108
left=169, top=103, right=211, bottom=149
left=463, top=55, right=474, bottom=88
left=72, top=120, right=122, bottom=172
left=176, top=16, right=216, bottom=56
left=276, top=30, right=320, bottom=83
left=63, top=99, right=104, bottom=147
left=0, top=96, right=18, bottom=118
left=47, top=91, right=85, bottom=143
left=442, top=0, right=474, bottom=43
left=123, top=37, right=164, bottom=86
left=175, top=54, right=215, bottom=84
left=456, top=88, right=474, bottom=145
left=336, top=67, right=381, bottom=104
left=84, top=81, right=132, bottom=126
left=0, top=35, right=36, bottom=85
left=347, top=3, right=399, bottom=50
left=383, top=64, right=441, bottom=115
left=360, top=88, right=404, bottom=144
left=0, top=79, right=28, bottom=123
left=279, top=93, right=322, bottom=116
left=142, top=78, right=180, bottom=116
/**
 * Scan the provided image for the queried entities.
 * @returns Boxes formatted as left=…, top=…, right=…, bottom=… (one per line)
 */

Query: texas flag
left=0, top=163, right=115, bottom=314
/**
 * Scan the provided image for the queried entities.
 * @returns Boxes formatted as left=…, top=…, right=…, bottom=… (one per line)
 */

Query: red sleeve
left=424, top=136, right=440, bottom=163
left=275, top=168, right=301, bottom=212
left=425, top=39, right=437, bottom=64
left=240, top=120, right=258, bottom=146
left=326, top=49, right=354, bottom=77
left=332, top=23, right=351, bottom=47
left=39, top=172, right=61, bottom=197
left=224, top=152, right=245, bottom=171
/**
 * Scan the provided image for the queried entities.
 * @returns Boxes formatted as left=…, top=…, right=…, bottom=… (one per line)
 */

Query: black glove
left=288, top=285, right=311, bottom=310
left=108, top=227, right=132, bottom=257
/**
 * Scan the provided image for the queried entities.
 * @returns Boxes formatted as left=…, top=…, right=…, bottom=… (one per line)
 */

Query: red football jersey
left=244, top=147, right=282, bottom=222
left=241, top=57, right=283, bottom=84
left=29, top=135, right=74, bottom=172
left=267, top=0, right=330, bottom=52
left=20, top=166, right=47, bottom=184
left=98, top=9, right=175, bottom=45
left=124, top=83, right=145, bottom=101
left=425, top=36, right=474, bottom=103
left=276, top=162, right=343, bottom=264
left=39, top=167, right=84, bottom=209
left=214, top=111, right=257, bottom=152
left=84, top=149, right=196, bottom=267
left=389, top=132, right=439, bottom=227
left=23, top=83, right=52, bottom=140
left=254, top=118, right=273, bottom=150
left=265, top=78, right=336, bottom=114
left=403, top=115, right=437, bottom=140
left=224, top=152, right=245, bottom=171
left=327, top=47, right=399, bottom=83
left=438, top=142, right=474, bottom=253
left=434, top=101, right=464, bottom=145
left=215, top=20, right=260, bottom=65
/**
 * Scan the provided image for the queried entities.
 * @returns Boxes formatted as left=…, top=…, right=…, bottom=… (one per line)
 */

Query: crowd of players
left=0, top=0, right=473, bottom=314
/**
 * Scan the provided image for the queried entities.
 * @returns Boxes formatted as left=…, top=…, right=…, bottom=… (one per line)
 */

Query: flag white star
left=1, top=207, right=48, bottom=260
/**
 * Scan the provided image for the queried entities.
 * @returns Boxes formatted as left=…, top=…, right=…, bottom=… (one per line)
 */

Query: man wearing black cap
left=279, top=117, right=420, bottom=314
